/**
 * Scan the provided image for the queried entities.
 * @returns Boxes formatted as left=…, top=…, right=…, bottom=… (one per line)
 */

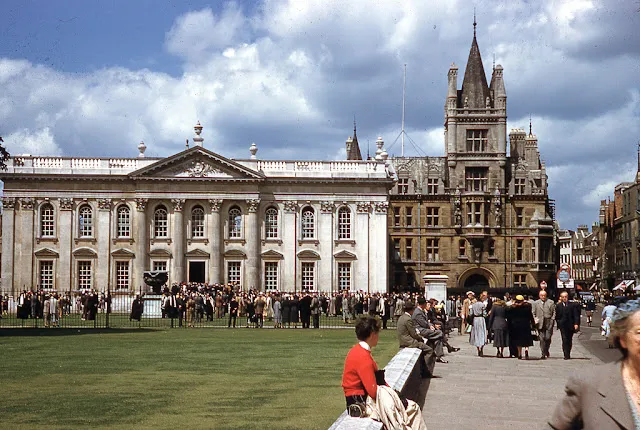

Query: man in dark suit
left=555, top=291, right=580, bottom=360
left=412, top=297, right=448, bottom=363
left=299, top=293, right=312, bottom=328
left=397, top=301, right=436, bottom=377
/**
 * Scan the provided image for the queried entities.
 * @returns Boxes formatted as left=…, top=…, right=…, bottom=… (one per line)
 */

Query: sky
left=1, top=0, right=639, bottom=230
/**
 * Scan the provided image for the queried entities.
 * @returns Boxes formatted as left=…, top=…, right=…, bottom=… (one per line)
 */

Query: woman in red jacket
left=342, top=316, right=381, bottom=408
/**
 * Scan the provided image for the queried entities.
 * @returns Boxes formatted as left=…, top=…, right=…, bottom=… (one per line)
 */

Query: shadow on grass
left=0, top=328, right=162, bottom=337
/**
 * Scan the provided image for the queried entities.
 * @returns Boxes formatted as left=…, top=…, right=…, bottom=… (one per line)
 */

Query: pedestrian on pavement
left=601, top=300, right=617, bottom=340
left=584, top=299, right=596, bottom=327
left=461, top=291, right=475, bottom=335
left=555, top=291, right=581, bottom=360
left=549, top=298, right=640, bottom=429
left=507, top=295, right=535, bottom=360
left=397, top=301, right=436, bottom=377
left=533, top=290, right=556, bottom=359
left=488, top=299, right=509, bottom=358
left=468, top=298, right=487, bottom=357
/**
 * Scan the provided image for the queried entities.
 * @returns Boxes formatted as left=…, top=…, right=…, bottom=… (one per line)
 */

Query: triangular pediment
left=297, top=249, right=320, bottom=259
left=35, top=247, right=59, bottom=258
left=72, top=247, right=97, bottom=258
left=261, top=250, right=284, bottom=260
left=333, top=250, right=357, bottom=260
left=186, top=248, right=210, bottom=258
left=129, top=146, right=264, bottom=181
left=149, top=248, right=172, bottom=257
left=224, top=249, right=247, bottom=258
left=111, top=248, right=135, bottom=258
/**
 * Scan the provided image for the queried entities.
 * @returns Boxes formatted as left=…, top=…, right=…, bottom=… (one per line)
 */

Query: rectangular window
left=465, top=168, right=488, bottom=192
left=466, top=129, right=488, bottom=152
left=515, top=178, right=526, bottom=195
left=338, top=262, right=351, bottom=291
left=513, top=274, right=527, bottom=288
left=398, top=178, right=409, bottom=194
left=540, top=238, right=552, bottom=263
left=153, top=261, right=167, bottom=272
left=488, top=240, right=495, bottom=257
left=264, top=262, right=278, bottom=290
left=426, top=178, right=438, bottom=195
left=516, top=207, right=524, bottom=226
left=302, top=262, right=315, bottom=291
left=426, top=207, right=439, bottom=226
left=393, top=238, right=401, bottom=260
left=516, top=239, right=524, bottom=261
left=78, top=261, right=92, bottom=289
left=531, top=239, right=537, bottom=262
left=459, top=239, right=466, bottom=257
left=41, top=207, right=55, bottom=237
left=227, top=261, right=241, bottom=284
left=466, top=202, right=482, bottom=225
left=393, top=207, right=400, bottom=227
left=116, top=261, right=130, bottom=290
left=117, top=208, right=130, bottom=238
left=405, top=207, right=412, bottom=226
left=40, top=260, right=54, bottom=290
left=426, top=238, right=439, bottom=262
left=406, top=238, right=412, bottom=260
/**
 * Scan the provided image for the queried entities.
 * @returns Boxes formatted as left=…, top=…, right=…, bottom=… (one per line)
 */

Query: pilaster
left=319, top=201, right=335, bottom=293
left=18, top=198, right=35, bottom=290
left=58, top=198, right=74, bottom=292
left=282, top=201, right=298, bottom=292
left=209, top=198, right=223, bottom=284
left=1, top=197, right=16, bottom=293
left=172, top=199, right=185, bottom=282
left=355, top=202, right=371, bottom=292
left=245, top=199, right=261, bottom=290
left=134, top=198, right=148, bottom=290
left=96, top=199, right=112, bottom=290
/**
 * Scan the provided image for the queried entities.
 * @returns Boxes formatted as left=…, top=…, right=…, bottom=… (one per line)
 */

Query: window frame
left=191, top=206, right=205, bottom=238
left=116, top=204, right=131, bottom=238
left=153, top=205, right=169, bottom=238
left=301, top=206, right=315, bottom=239
left=78, top=204, right=93, bottom=238
left=228, top=206, right=243, bottom=239
left=40, top=203, right=55, bottom=238
left=265, top=207, right=279, bottom=239
left=337, top=206, right=352, bottom=240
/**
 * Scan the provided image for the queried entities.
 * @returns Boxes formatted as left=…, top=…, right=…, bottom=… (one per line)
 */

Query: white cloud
left=6, top=127, right=62, bottom=156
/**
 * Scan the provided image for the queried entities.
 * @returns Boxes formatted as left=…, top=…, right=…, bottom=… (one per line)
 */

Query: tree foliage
left=0, top=136, right=9, bottom=171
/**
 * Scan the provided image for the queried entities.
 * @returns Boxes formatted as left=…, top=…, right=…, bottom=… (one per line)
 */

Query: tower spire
left=529, top=114, right=532, bottom=136
left=353, top=115, right=357, bottom=139
left=473, top=8, right=477, bottom=38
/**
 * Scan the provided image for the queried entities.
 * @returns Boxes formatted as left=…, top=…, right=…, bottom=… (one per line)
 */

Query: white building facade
left=0, top=126, right=395, bottom=294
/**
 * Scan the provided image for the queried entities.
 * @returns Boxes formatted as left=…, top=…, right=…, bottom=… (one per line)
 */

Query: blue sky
left=1, top=0, right=639, bottom=230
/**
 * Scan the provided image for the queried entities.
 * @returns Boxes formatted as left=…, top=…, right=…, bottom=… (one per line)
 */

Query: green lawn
left=0, top=328, right=400, bottom=429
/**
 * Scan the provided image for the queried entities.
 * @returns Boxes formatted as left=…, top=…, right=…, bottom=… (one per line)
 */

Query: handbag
left=531, top=329, right=539, bottom=341
left=465, top=324, right=472, bottom=334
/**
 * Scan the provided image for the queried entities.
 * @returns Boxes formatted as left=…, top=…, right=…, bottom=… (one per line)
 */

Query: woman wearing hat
left=549, top=299, right=639, bottom=429
left=468, top=294, right=487, bottom=356
left=507, top=295, right=535, bottom=359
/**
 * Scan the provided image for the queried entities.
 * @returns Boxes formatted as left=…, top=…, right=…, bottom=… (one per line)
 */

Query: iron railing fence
left=0, top=291, right=407, bottom=330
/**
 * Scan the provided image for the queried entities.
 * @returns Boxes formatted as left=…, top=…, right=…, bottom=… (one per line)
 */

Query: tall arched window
left=301, top=206, right=315, bottom=239
left=337, top=206, right=351, bottom=239
left=78, top=205, right=93, bottom=237
left=154, top=206, right=168, bottom=238
left=117, top=205, right=131, bottom=238
left=191, top=206, right=205, bottom=238
left=265, top=207, right=278, bottom=238
left=228, top=206, right=242, bottom=238
left=40, top=203, right=55, bottom=237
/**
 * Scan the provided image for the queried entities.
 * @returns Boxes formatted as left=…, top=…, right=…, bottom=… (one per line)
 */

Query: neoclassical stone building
left=0, top=125, right=394, bottom=294
left=387, top=25, right=557, bottom=293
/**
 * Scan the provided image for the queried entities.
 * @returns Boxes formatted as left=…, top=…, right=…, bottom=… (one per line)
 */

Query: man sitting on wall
left=397, top=301, right=436, bottom=377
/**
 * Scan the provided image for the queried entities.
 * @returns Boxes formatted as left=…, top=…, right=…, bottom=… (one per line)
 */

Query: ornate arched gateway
left=458, top=267, right=497, bottom=292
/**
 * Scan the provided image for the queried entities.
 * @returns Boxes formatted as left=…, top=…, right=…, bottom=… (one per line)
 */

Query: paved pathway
left=421, top=312, right=611, bottom=429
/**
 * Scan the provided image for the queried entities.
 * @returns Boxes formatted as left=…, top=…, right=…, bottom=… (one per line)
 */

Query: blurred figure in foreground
left=548, top=298, right=639, bottom=429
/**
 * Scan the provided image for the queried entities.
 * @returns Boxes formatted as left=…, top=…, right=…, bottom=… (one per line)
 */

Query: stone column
left=134, top=198, right=148, bottom=290
left=96, top=199, right=112, bottom=291
left=355, top=202, right=371, bottom=293
left=209, top=199, right=223, bottom=284
left=18, top=198, right=35, bottom=290
left=282, top=201, right=298, bottom=292
left=1, top=197, right=16, bottom=294
left=371, top=201, right=389, bottom=294
left=172, top=199, right=185, bottom=282
left=58, top=198, right=74, bottom=292
left=245, top=199, right=261, bottom=290
left=319, top=201, right=335, bottom=293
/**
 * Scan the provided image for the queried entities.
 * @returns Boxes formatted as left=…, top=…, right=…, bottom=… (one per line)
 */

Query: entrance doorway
left=189, top=261, right=206, bottom=283
left=464, top=273, right=489, bottom=292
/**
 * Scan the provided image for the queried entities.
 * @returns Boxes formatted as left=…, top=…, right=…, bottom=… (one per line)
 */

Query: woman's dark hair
left=355, top=316, right=381, bottom=341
